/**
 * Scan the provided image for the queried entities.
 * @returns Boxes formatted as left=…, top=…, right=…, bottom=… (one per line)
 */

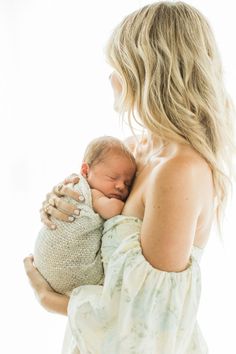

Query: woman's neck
left=133, top=130, right=191, bottom=178
left=139, top=131, right=172, bottom=157
left=132, top=132, right=170, bottom=174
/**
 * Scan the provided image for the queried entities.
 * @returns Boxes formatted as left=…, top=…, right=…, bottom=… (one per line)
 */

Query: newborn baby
left=34, top=136, right=136, bottom=295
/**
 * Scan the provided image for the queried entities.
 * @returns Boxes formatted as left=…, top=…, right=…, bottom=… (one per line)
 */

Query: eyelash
left=108, top=176, right=131, bottom=188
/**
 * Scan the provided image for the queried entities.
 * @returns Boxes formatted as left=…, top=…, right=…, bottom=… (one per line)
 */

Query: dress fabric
left=61, top=215, right=208, bottom=354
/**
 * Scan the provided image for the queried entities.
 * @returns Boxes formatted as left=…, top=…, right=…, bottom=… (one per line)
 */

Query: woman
left=24, top=2, right=236, bottom=353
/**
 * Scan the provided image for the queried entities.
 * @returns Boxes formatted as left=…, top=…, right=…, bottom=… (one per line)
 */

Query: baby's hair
left=83, top=136, right=136, bottom=168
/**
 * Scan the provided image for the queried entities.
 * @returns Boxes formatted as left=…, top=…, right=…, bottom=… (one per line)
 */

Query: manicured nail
left=68, top=216, right=75, bottom=221
left=51, top=224, right=56, bottom=230
left=74, top=209, right=80, bottom=215
left=79, top=196, right=84, bottom=201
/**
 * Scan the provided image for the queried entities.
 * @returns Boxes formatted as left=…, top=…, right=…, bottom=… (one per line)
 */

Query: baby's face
left=85, top=153, right=136, bottom=201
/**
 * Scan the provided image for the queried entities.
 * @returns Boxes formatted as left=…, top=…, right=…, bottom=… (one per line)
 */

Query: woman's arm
left=140, top=157, right=202, bottom=272
left=41, top=290, right=69, bottom=316
left=23, top=255, right=69, bottom=316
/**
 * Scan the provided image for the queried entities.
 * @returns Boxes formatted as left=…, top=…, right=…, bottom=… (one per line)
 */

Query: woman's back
left=122, top=135, right=216, bottom=250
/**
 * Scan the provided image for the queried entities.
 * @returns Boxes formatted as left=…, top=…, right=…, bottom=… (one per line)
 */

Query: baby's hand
left=91, top=189, right=125, bottom=219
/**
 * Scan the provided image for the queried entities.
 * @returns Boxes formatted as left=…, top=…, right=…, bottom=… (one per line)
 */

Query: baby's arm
left=91, top=189, right=125, bottom=219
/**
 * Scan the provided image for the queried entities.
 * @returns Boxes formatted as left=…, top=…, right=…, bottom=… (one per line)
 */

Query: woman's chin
left=113, top=102, right=127, bottom=114
left=113, top=103, right=120, bottom=113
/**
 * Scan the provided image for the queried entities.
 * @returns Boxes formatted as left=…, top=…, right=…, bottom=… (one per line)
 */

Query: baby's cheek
left=104, top=182, right=114, bottom=192
left=124, top=188, right=130, bottom=198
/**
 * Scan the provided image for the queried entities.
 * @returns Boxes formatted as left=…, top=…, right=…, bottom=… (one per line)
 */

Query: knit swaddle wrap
left=34, top=174, right=105, bottom=296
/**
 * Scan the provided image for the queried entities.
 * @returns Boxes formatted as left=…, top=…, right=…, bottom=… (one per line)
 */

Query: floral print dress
left=62, top=215, right=208, bottom=354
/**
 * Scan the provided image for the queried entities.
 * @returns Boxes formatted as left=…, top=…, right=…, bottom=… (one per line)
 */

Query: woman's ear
left=80, top=162, right=90, bottom=178
left=110, top=71, right=123, bottom=95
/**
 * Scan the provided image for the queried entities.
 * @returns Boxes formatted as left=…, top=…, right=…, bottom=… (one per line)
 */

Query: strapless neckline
left=104, top=214, right=204, bottom=252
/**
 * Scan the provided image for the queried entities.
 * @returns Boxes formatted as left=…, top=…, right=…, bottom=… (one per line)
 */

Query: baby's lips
left=110, top=193, right=123, bottom=200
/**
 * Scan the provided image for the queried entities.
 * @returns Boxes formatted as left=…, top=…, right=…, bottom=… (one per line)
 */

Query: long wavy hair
left=104, top=1, right=236, bottom=241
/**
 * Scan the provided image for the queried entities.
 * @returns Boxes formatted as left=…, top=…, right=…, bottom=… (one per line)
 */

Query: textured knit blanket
left=34, top=174, right=105, bottom=296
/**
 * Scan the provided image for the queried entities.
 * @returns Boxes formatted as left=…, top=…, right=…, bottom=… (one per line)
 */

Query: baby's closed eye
left=106, top=175, right=119, bottom=182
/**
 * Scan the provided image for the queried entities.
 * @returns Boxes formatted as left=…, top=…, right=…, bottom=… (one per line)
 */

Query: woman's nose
left=109, top=71, right=114, bottom=81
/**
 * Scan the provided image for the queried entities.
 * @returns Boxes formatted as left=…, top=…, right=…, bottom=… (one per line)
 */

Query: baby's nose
left=115, top=181, right=125, bottom=191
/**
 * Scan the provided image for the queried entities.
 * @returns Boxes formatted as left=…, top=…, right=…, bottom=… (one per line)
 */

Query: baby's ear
left=80, top=162, right=90, bottom=177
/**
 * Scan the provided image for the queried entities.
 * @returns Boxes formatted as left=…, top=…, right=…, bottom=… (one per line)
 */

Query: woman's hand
left=23, top=255, right=69, bottom=315
left=41, top=174, right=85, bottom=229
left=23, top=254, right=55, bottom=304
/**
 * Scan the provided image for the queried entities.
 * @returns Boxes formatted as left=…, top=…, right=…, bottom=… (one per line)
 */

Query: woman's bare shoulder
left=165, top=143, right=212, bottom=175
left=150, top=144, right=214, bottom=201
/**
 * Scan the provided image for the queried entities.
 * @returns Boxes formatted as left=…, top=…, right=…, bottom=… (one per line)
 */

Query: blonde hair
left=105, top=1, right=236, bottom=241
left=83, top=135, right=136, bottom=168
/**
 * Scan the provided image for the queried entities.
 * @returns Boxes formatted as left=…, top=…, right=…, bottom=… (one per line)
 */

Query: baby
left=34, top=136, right=136, bottom=296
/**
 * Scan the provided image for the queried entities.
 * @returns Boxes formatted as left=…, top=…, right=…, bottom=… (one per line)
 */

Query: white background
left=1, top=0, right=235, bottom=353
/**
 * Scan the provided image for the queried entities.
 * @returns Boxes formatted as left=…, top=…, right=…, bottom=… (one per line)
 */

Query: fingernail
left=74, top=209, right=80, bottom=215
left=68, top=216, right=75, bottom=222
left=79, top=196, right=84, bottom=201
left=51, top=224, right=56, bottom=230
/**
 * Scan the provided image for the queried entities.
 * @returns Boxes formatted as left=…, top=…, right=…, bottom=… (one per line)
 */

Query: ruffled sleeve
left=67, top=231, right=207, bottom=354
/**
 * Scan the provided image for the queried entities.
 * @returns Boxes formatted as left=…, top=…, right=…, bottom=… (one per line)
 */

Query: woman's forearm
left=41, top=290, right=69, bottom=316
left=24, top=255, right=70, bottom=316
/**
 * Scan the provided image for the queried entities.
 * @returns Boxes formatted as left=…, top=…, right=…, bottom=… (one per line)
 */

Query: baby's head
left=81, top=136, right=136, bottom=201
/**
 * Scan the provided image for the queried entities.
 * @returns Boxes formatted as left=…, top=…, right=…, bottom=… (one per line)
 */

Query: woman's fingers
left=23, top=254, right=34, bottom=275
left=52, top=183, right=65, bottom=197
left=23, top=254, right=54, bottom=298
left=40, top=209, right=57, bottom=230
left=64, top=173, right=80, bottom=185
left=40, top=195, right=82, bottom=229
left=40, top=175, right=84, bottom=228
left=52, top=184, right=84, bottom=203
left=56, top=198, right=81, bottom=216
left=41, top=194, right=59, bottom=229
left=23, top=255, right=43, bottom=289
left=62, top=185, right=84, bottom=202
left=43, top=193, right=81, bottom=216
left=42, top=205, right=77, bottom=222
left=23, top=255, right=39, bottom=291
